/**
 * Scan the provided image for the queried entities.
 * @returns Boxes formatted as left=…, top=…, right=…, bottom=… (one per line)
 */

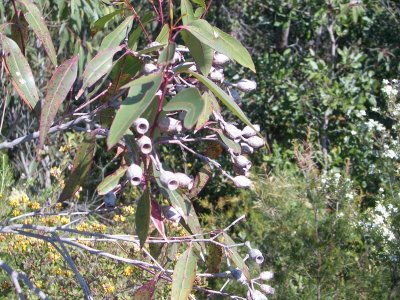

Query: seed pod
left=259, top=271, right=274, bottom=281
left=246, top=136, right=265, bottom=149
left=213, top=53, right=230, bottom=65
left=233, top=165, right=250, bottom=177
left=126, top=164, right=143, bottom=186
left=233, top=155, right=252, bottom=170
left=230, top=268, right=247, bottom=284
left=136, top=135, right=152, bottom=154
left=175, top=172, right=194, bottom=189
left=172, top=51, right=182, bottom=64
left=247, top=290, right=268, bottom=300
left=223, top=123, right=242, bottom=142
left=160, top=170, right=179, bottom=191
left=209, top=69, right=224, bottom=82
left=240, top=143, right=254, bottom=154
left=161, top=205, right=181, bottom=223
left=236, top=79, right=257, bottom=92
left=260, top=284, right=275, bottom=295
left=144, top=63, right=158, bottom=74
left=104, top=192, right=116, bottom=207
left=158, top=117, right=183, bottom=133
left=249, top=248, right=264, bottom=264
left=132, top=118, right=149, bottom=135
left=242, top=124, right=260, bottom=138
left=232, top=175, right=252, bottom=188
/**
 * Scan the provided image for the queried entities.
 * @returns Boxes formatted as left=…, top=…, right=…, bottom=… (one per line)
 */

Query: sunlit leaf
left=99, top=16, right=133, bottom=50
left=155, top=24, right=170, bottom=45
left=136, top=188, right=151, bottom=248
left=18, top=0, right=57, bottom=66
left=96, top=165, right=128, bottom=195
left=39, top=55, right=78, bottom=151
left=91, top=8, right=126, bottom=36
left=158, top=42, right=176, bottom=65
left=222, top=233, right=250, bottom=280
left=194, top=91, right=214, bottom=132
left=0, top=35, right=39, bottom=109
left=107, top=72, right=163, bottom=149
left=128, top=12, right=154, bottom=51
left=171, top=246, right=197, bottom=300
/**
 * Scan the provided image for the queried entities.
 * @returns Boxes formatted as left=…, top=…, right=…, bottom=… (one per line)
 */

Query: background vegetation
left=1, top=0, right=400, bottom=299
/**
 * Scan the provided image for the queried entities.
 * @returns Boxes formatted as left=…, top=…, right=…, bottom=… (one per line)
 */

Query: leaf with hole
left=0, top=35, right=39, bottom=109
left=163, top=87, right=205, bottom=129
left=171, top=246, right=197, bottom=300
left=39, top=56, right=78, bottom=152
left=18, top=0, right=57, bottom=66
left=96, top=165, right=128, bottom=195
left=184, top=19, right=255, bottom=72
left=107, top=72, right=163, bottom=149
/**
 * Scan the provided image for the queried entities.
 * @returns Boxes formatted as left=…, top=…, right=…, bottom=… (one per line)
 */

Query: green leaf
left=136, top=189, right=151, bottom=248
left=39, top=56, right=78, bottom=151
left=158, top=42, right=176, bottom=65
left=171, top=246, right=197, bottom=300
left=96, top=166, right=128, bottom=195
left=184, top=19, right=255, bottom=72
left=191, top=0, right=206, bottom=7
left=91, top=8, right=126, bottom=36
left=181, top=0, right=195, bottom=25
left=0, top=35, right=39, bottom=109
left=182, top=31, right=213, bottom=76
left=155, top=24, right=170, bottom=45
left=128, top=12, right=153, bottom=51
left=99, top=16, right=133, bottom=51
left=133, top=278, right=157, bottom=299
left=58, top=134, right=96, bottom=203
left=194, top=91, right=214, bottom=132
left=11, top=12, right=28, bottom=53
left=184, top=71, right=254, bottom=128
left=215, top=129, right=241, bottom=154
left=76, top=45, right=123, bottom=99
left=107, top=72, right=163, bottom=149
left=163, top=87, right=205, bottom=129
left=222, top=233, right=250, bottom=280
left=207, top=242, right=223, bottom=273
left=18, top=0, right=57, bottom=66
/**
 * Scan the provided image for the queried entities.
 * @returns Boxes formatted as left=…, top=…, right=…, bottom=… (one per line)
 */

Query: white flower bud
left=132, top=118, right=150, bottom=135
left=161, top=205, right=181, bottom=223
left=104, top=192, right=116, bottom=207
left=233, top=155, right=252, bottom=170
left=240, top=143, right=254, bottom=154
left=232, top=175, right=252, bottom=188
left=259, top=271, right=274, bottom=281
left=175, top=172, right=194, bottom=189
left=136, top=135, right=152, bottom=154
left=247, top=290, right=268, bottom=300
left=126, top=164, right=143, bottom=186
left=230, top=268, right=247, bottom=284
left=223, top=123, right=242, bottom=142
left=213, top=53, right=230, bottom=65
left=246, top=136, right=265, bottom=149
left=260, top=284, right=275, bottom=295
left=160, top=170, right=179, bottom=191
left=236, top=79, right=257, bottom=92
left=144, top=63, right=158, bottom=74
left=209, top=69, right=224, bottom=82
left=242, top=124, right=260, bottom=138
left=158, top=117, right=183, bottom=133
left=249, top=248, right=264, bottom=264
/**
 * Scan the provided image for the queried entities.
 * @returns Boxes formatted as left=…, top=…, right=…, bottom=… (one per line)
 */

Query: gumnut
left=136, top=135, right=152, bottom=154
left=132, top=118, right=149, bottom=135
left=223, top=123, right=242, bottom=142
left=126, top=164, right=143, bottom=186
left=259, top=271, right=274, bottom=281
left=213, top=52, right=230, bottom=65
left=245, top=136, right=265, bottom=149
left=247, top=289, right=268, bottom=300
left=233, top=175, right=252, bottom=188
left=209, top=68, right=224, bottom=82
left=233, top=165, right=250, bottom=177
left=242, top=124, right=260, bottom=138
left=144, top=63, right=158, bottom=74
left=230, top=268, right=247, bottom=284
left=104, top=192, right=116, bottom=207
left=240, top=143, right=254, bottom=154
left=172, top=51, right=182, bottom=64
left=161, top=205, right=181, bottom=223
left=233, top=155, right=252, bottom=170
left=260, top=284, right=275, bottom=295
left=158, top=116, right=183, bottom=133
left=175, top=172, right=194, bottom=189
left=160, top=170, right=179, bottom=191
left=249, top=248, right=264, bottom=264
left=236, top=79, right=257, bottom=92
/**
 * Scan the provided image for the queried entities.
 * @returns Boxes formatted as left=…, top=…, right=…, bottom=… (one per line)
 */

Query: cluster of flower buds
left=245, top=241, right=264, bottom=264
left=131, top=117, right=152, bottom=155
left=159, top=169, right=193, bottom=191
left=247, top=271, right=275, bottom=300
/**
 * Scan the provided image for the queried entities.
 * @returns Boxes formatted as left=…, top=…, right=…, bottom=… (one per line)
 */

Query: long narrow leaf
left=99, top=16, right=133, bottom=51
left=136, top=189, right=151, bottom=248
left=171, top=246, right=197, bottom=300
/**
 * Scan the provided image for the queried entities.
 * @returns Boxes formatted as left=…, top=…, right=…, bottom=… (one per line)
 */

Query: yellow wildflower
left=23, top=218, right=33, bottom=225
left=123, top=266, right=134, bottom=276
left=122, top=205, right=135, bottom=216
left=27, top=201, right=40, bottom=210
left=102, top=283, right=115, bottom=295
left=54, top=203, right=63, bottom=210
left=11, top=209, right=21, bottom=217
left=60, top=216, right=70, bottom=225
left=1, top=281, right=10, bottom=289
left=9, top=198, right=20, bottom=208
left=113, top=215, right=126, bottom=222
